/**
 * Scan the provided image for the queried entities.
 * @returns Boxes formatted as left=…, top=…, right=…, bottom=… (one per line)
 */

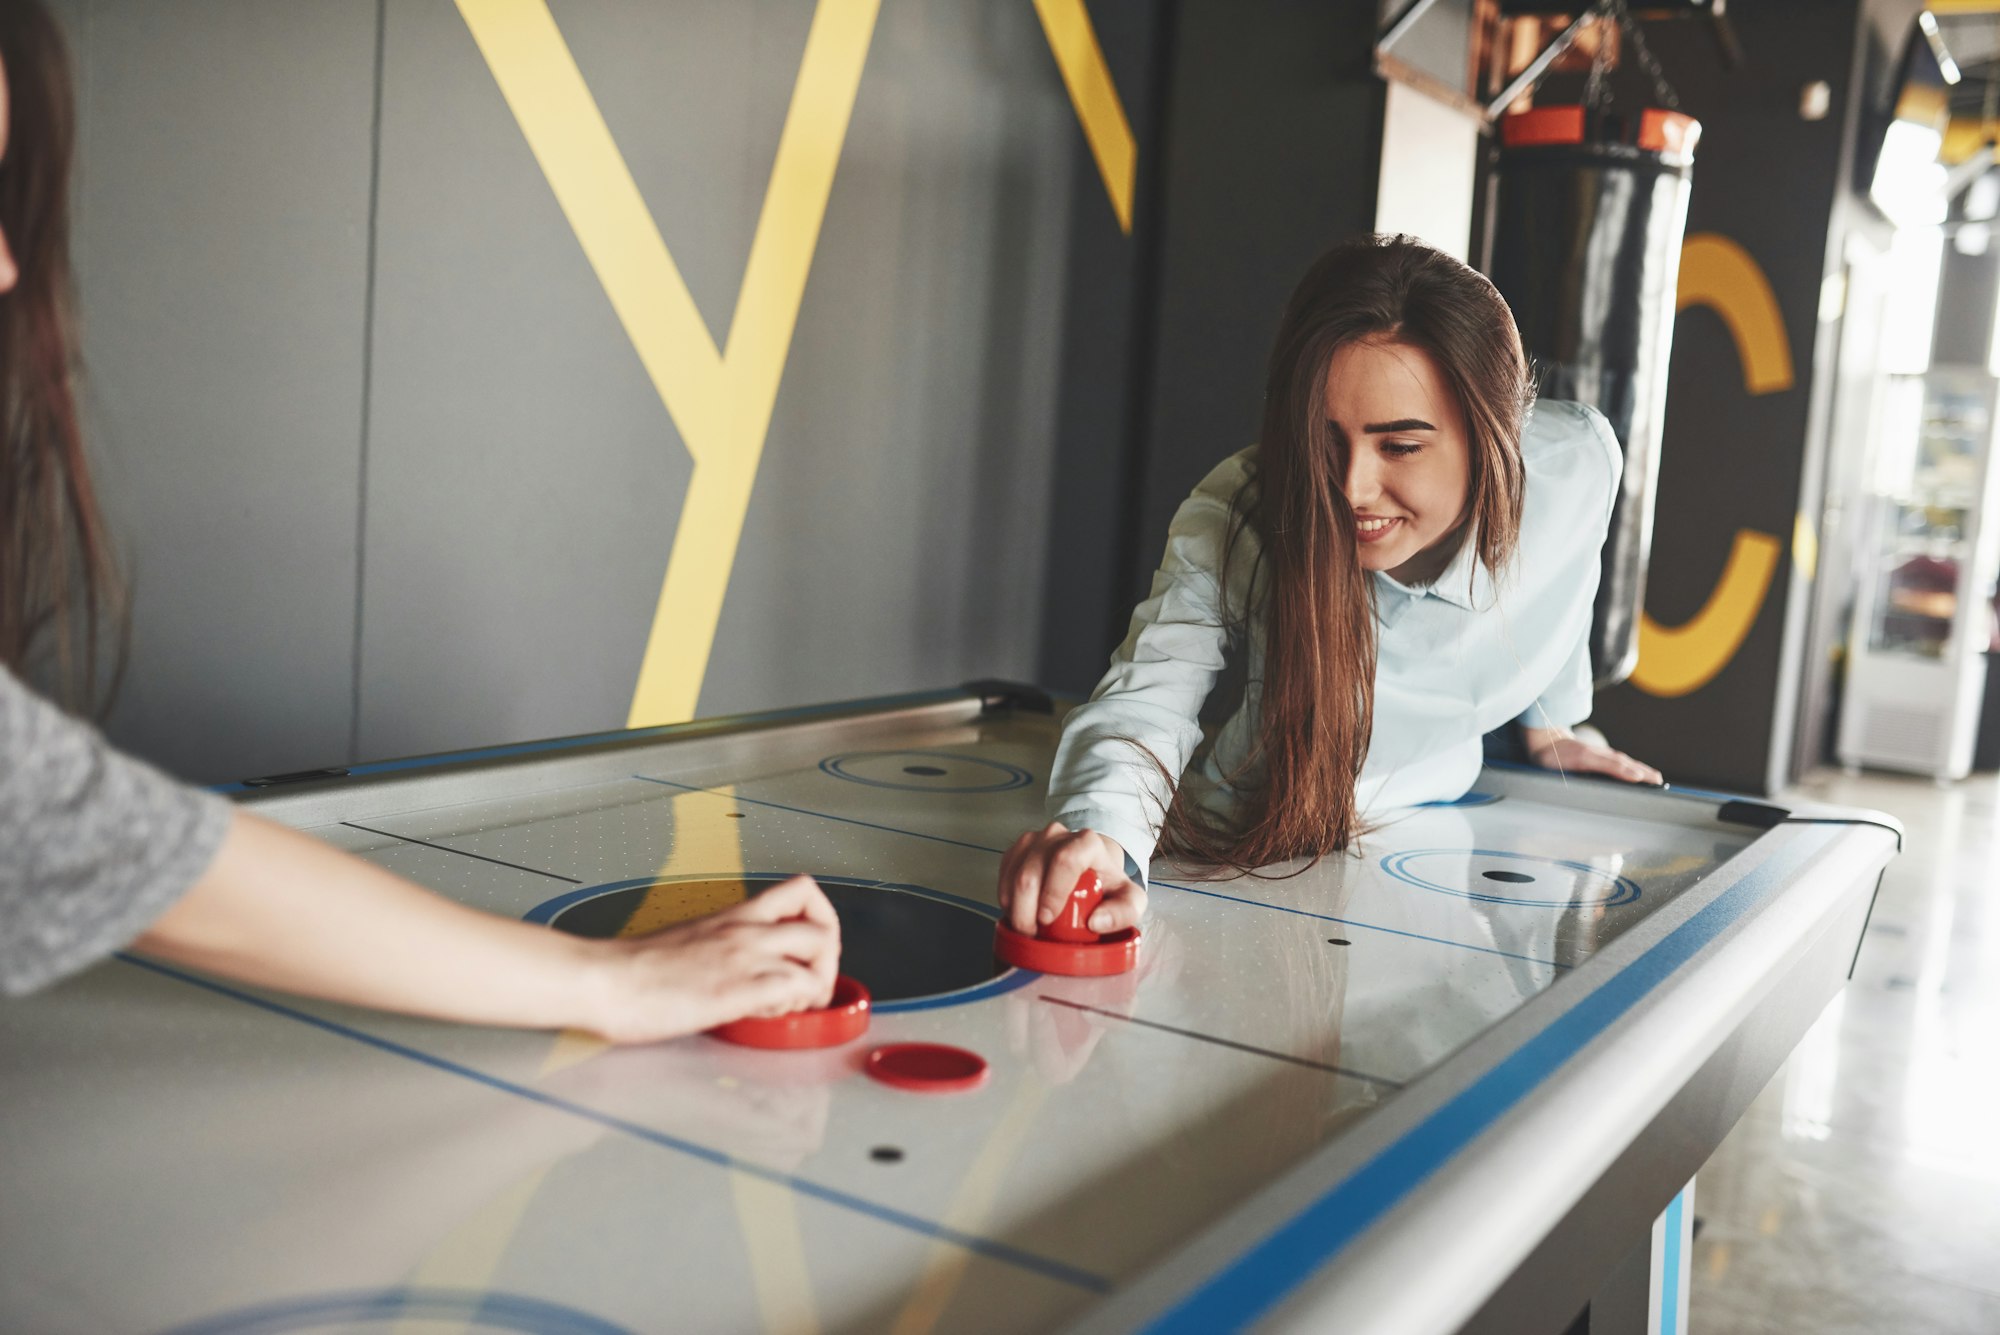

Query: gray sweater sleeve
left=0, top=666, right=231, bottom=996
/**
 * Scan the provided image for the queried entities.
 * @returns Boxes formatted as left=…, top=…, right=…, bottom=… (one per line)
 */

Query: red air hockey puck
left=711, top=975, right=871, bottom=1050
left=994, top=921, right=1140, bottom=976
left=864, top=1043, right=989, bottom=1093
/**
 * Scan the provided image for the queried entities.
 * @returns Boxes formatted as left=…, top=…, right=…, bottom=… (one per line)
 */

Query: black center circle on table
left=1378, top=848, right=1642, bottom=908
left=818, top=750, right=1032, bottom=793
left=545, top=875, right=1007, bottom=1003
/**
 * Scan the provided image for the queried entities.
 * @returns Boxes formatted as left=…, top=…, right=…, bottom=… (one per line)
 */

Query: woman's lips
left=1355, top=516, right=1402, bottom=545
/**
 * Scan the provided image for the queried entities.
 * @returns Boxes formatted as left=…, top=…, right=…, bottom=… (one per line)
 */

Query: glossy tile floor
left=1690, top=768, right=2000, bottom=1334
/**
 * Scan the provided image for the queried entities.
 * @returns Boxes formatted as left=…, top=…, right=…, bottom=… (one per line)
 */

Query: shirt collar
left=1373, top=528, right=1493, bottom=613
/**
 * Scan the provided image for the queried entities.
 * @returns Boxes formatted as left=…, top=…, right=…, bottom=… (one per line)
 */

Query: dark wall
left=1040, top=0, right=1388, bottom=694
left=1586, top=0, right=1882, bottom=793
left=1132, top=0, right=1388, bottom=620
left=1036, top=5, right=1171, bottom=693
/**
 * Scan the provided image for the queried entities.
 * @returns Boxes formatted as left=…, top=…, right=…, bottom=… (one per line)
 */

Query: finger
left=660, top=963, right=820, bottom=1038
left=784, top=876, right=842, bottom=933
left=1578, top=747, right=1644, bottom=783
left=729, top=963, right=826, bottom=1019
left=1087, top=882, right=1148, bottom=933
left=1617, top=752, right=1664, bottom=786
left=1010, top=839, right=1050, bottom=934
left=1610, top=749, right=1663, bottom=785
left=1038, top=834, right=1104, bottom=926
left=739, top=875, right=839, bottom=931
left=733, top=918, right=839, bottom=967
left=769, top=911, right=841, bottom=998
left=996, top=831, right=1035, bottom=911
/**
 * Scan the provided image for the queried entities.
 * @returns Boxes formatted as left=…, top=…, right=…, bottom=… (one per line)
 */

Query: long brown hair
left=0, top=0, right=119, bottom=706
left=1159, top=234, right=1529, bottom=873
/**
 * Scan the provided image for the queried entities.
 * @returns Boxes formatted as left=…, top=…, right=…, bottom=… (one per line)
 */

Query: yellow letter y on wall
left=458, top=0, right=881, bottom=726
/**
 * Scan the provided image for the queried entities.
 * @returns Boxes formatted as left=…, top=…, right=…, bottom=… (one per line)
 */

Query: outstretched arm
left=1012, top=458, right=1256, bottom=934
left=136, top=810, right=840, bottom=1044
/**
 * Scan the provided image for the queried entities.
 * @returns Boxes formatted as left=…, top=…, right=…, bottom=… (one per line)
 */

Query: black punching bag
left=1488, top=106, right=1697, bottom=687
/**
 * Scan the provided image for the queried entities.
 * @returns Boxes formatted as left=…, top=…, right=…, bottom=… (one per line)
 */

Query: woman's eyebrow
left=1363, top=418, right=1435, bottom=433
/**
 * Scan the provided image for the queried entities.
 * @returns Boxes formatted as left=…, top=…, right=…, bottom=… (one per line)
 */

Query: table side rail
left=1064, top=816, right=1896, bottom=1335
left=1261, top=821, right=1897, bottom=1334
left=1455, top=877, right=1878, bottom=1335
left=231, top=692, right=1003, bottom=829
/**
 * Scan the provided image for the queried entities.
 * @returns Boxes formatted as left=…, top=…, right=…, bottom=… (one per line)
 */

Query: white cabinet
left=1838, top=365, right=2000, bottom=779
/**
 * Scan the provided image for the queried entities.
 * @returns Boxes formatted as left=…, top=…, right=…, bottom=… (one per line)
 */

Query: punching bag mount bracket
left=1479, top=0, right=1731, bottom=123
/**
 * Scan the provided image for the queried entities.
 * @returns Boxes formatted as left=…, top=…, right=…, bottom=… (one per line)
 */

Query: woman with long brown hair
left=0, top=0, right=838, bottom=1035
left=1000, top=234, right=1660, bottom=935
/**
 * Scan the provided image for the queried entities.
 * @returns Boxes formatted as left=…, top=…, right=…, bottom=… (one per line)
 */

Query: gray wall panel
left=59, top=0, right=377, bottom=783
left=365, top=0, right=1070, bottom=749
left=54, top=0, right=1092, bottom=775
left=359, top=0, right=761, bottom=759
left=701, top=1, right=1069, bottom=712
left=555, top=0, right=800, bottom=343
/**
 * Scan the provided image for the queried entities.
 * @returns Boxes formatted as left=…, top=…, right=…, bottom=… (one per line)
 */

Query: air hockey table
left=0, top=683, right=1900, bottom=1335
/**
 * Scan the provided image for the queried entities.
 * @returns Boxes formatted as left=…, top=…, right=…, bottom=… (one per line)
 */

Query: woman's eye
left=1382, top=441, right=1422, bottom=458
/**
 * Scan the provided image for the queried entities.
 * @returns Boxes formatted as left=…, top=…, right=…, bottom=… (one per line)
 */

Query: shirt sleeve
left=0, top=666, right=231, bottom=996
left=1046, top=455, right=1254, bottom=873
left=1521, top=620, right=1594, bottom=729
left=1517, top=400, right=1622, bottom=732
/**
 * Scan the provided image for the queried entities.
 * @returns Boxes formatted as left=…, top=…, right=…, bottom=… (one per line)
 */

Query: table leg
left=1570, top=1179, right=1695, bottom=1335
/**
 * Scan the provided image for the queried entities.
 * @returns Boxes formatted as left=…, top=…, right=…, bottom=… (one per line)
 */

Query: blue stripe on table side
left=113, top=954, right=1109, bottom=1295
left=1661, top=1186, right=1687, bottom=1334
left=1479, top=758, right=1751, bottom=807
left=1140, top=825, right=1838, bottom=1333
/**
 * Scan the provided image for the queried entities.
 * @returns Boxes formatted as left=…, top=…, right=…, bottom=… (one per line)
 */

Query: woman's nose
left=1344, top=452, right=1380, bottom=507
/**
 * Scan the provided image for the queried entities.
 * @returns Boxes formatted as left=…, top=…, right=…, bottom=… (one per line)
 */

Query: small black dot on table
left=1482, top=870, right=1535, bottom=884
left=1326, top=938, right=1351, bottom=947
left=871, top=1146, right=905, bottom=1163
left=902, top=765, right=948, bottom=777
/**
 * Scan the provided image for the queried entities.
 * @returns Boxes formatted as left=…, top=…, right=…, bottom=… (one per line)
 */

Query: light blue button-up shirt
left=1047, top=399, right=1622, bottom=872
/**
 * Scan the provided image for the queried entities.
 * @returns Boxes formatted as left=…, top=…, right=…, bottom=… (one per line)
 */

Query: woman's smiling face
left=1323, top=337, right=1471, bottom=584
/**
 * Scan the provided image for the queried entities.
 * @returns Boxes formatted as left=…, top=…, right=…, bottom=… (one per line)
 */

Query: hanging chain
left=1583, top=0, right=1616, bottom=110
left=1604, top=0, right=1682, bottom=110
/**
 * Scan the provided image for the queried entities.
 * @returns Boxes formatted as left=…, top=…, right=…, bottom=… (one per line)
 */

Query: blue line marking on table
left=1147, top=879, right=1568, bottom=970
left=634, top=775, right=1012, bottom=859
left=521, top=875, right=1039, bottom=1012
left=631, top=775, right=1571, bottom=968
left=1379, top=848, right=1642, bottom=910
left=114, top=954, right=1110, bottom=1295
left=819, top=750, right=1033, bottom=793
left=161, top=1287, right=631, bottom=1335
left=1420, top=791, right=1503, bottom=808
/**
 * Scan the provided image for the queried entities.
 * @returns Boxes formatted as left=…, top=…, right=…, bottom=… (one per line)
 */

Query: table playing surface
left=0, top=687, right=1897, bottom=1335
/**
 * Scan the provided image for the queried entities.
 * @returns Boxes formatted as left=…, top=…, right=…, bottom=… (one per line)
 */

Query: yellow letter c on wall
left=1630, top=233, right=1792, bottom=699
